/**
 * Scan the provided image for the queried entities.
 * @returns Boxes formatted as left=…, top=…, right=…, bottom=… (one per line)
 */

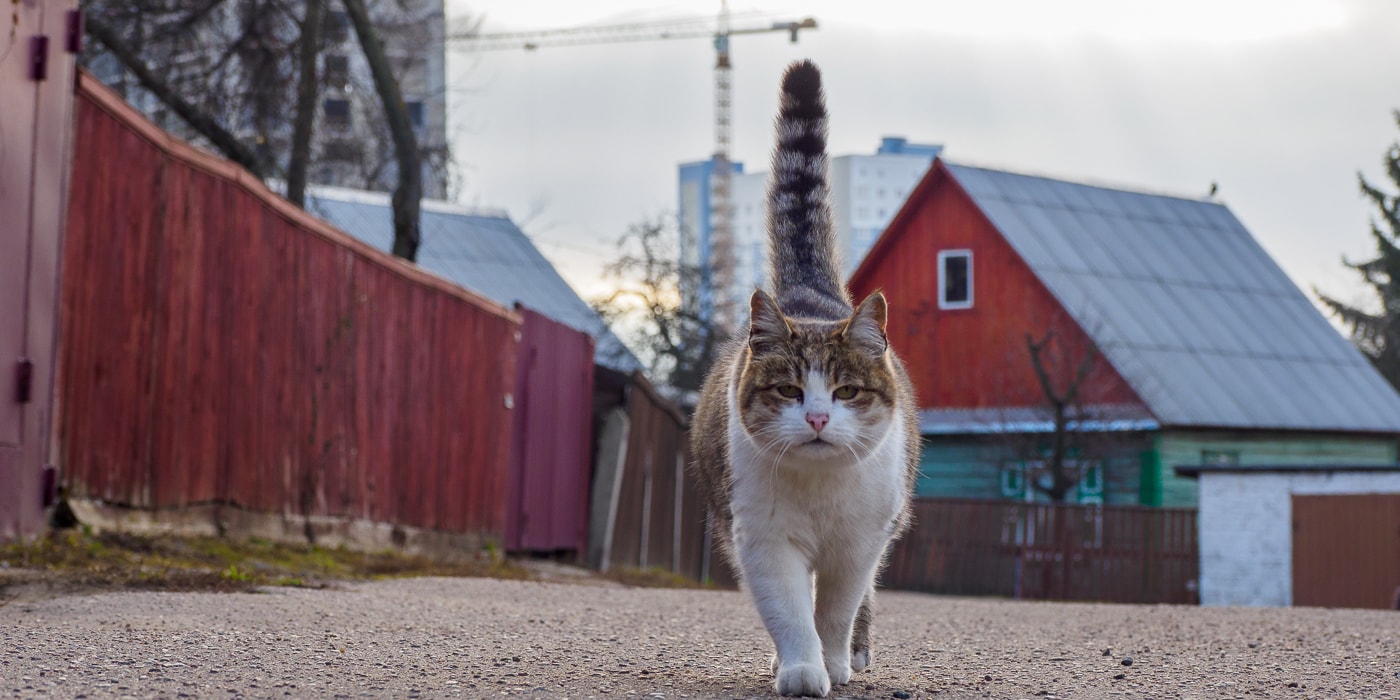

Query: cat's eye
left=776, top=385, right=803, bottom=399
left=833, top=386, right=859, bottom=400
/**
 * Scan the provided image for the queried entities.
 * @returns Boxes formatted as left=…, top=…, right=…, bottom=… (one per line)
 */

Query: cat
left=689, top=60, right=921, bottom=698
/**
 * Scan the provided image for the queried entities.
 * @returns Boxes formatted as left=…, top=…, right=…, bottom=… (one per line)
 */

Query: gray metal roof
left=945, top=162, right=1400, bottom=433
left=919, top=405, right=1159, bottom=435
left=305, top=187, right=642, bottom=373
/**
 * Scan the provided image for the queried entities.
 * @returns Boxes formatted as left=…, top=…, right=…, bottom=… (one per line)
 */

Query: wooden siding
left=885, top=498, right=1198, bottom=604
left=506, top=307, right=595, bottom=553
left=919, top=434, right=1154, bottom=505
left=916, top=441, right=1008, bottom=500
left=58, top=73, right=520, bottom=540
left=1157, top=431, right=1400, bottom=508
left=606, top=375, right=690, bottom=571
left=1291, top=494, right=1400, bottom=610
left=848, top=161, right=1145, bottom=413
left=598, top=372, right=737, bottom=586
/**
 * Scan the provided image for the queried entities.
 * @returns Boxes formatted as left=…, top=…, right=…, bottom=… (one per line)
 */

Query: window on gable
left=938, top=249, right=973, bottom=309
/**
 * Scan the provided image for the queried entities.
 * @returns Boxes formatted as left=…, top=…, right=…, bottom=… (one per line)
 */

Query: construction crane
left=448, top=6, right=818, bottom=332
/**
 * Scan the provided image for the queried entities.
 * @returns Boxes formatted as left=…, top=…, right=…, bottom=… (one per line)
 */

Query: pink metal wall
left=505, top=307, right=595, bottom=552
left=58, top=74, right=520, bottom=539
left=0, top=1, right=79, bottom=542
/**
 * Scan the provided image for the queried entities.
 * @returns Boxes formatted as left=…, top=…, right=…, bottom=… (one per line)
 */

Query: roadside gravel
left=2, top=575, right=1396, bottom=699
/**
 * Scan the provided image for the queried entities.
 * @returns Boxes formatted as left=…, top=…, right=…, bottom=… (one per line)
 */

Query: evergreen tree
left=1318, top=111, right=1400, bottom=391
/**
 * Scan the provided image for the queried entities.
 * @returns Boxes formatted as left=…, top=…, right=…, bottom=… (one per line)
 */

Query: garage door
left=1292, top=494, right=1400, bottom=609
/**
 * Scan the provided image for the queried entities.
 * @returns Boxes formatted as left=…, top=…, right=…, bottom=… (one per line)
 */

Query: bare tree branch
left=593, top=216, right=719, bottom=392
left=1025, top=331, right=1099, bottom=502
left=85, top=13, right=268, bottom=179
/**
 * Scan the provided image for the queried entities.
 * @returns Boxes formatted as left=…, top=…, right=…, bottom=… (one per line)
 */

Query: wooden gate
left=505, top=307, right=595, bottom=553
left=1292, top=494, right=1400, bottom=609
left=0, top=1, right=79, bottom=542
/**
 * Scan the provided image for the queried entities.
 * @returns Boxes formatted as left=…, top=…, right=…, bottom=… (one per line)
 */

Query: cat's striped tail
left=766, top=60, right=852, bottom=320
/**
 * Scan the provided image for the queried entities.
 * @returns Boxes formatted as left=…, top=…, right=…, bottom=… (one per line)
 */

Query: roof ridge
left=944, top=159, right=1220, bottom=206
left=943, top=160, right=1400, bottom=432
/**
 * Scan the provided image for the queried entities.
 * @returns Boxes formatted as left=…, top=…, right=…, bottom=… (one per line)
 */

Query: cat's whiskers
left=746, top=424, right=791, bottom=454
left=845, top=433, right=876, bottom=460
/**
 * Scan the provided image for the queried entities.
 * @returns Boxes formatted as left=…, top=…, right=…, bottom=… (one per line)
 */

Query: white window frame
left=937, top=249, right=974, bottom=310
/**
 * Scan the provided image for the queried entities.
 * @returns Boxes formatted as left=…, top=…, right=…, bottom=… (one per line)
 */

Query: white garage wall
left=1198, top=470, right=1400, bottom=607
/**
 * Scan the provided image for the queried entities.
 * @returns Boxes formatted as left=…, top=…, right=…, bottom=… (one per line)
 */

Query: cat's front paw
left=850, top=648, right=872, bottom=673
left=823, top=656, right=852, bottom=686
left=775, top=662, right=830, bottom=697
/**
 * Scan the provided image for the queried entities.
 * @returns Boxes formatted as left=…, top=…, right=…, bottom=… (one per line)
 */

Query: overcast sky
left=442, top=0, right=1400, bottom=318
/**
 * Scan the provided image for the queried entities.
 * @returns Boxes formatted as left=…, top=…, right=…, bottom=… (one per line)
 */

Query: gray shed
left=306, top=186, right=642, bottom=373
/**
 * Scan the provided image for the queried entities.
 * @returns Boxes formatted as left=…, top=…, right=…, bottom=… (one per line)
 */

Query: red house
left=848, top=160, right=1400, bottom=506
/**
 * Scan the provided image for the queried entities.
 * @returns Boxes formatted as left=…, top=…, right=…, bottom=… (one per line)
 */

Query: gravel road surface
left=2, top=575, right=1396, bottom=699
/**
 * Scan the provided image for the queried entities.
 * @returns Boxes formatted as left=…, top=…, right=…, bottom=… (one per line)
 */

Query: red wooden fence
left=885, top=498, right=1198, bottom=604
left=58, top=73, right=520, bottom=541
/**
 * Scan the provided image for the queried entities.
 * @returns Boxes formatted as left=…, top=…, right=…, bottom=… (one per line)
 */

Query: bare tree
left=594, top=216, right=721, bottom=393
left=286, top=0, right=324, bottom=207
left=1022, top=330, right=1099, bottom=503
left=80, top=0, right=451, bottom=260
left=83, top=11, right=271, bottom=178
left=341, top=0, right=420, bottom=261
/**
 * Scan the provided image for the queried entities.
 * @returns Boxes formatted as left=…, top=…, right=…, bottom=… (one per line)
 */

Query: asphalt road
left=2, top=575, right=1396, bottom=699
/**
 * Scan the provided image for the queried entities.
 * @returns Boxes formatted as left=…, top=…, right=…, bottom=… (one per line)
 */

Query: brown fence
left=605, top=375, right=690, bottom=571
left=58, top=73, right=520, bottom=541
left=885, top=498, right=1198, bottom=604
left=595, top=372, right=737, bottom=586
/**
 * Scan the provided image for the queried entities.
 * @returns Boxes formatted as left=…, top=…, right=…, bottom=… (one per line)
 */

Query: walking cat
left=690, top=60, right=921, bottom=698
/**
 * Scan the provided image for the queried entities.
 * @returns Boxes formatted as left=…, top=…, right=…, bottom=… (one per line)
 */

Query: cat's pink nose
left=806, top=412, right=829, bottom=433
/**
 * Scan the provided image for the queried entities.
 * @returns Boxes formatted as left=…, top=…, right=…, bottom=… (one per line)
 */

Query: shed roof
left=1174, top=463, right=1400, bottom=478
left=940, top=162, right=1400, bottom=433
left=919, top=405, right=1159, bottom=435
left=306, top=187, right=642, bottom=373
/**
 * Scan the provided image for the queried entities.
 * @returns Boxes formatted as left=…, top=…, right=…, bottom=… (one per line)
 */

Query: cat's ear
left=749, top=289, right=793, bottom=353
left=842, top=292, right=888, bottom=356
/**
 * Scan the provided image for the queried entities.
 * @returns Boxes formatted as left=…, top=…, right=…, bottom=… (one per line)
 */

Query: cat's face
left=736, top=290, right=899, bottom=464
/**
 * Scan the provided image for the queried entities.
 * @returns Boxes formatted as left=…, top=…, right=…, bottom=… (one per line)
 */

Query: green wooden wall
left=919, top=430, right=1398, bottom=507
left=1148, top=431, right=1400, bottom=507
left=917, top=433, right=1152, bottom=505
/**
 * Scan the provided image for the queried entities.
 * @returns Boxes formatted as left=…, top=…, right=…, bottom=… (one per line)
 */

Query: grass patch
left=601, top=566, right=713, bottom=589
left=0, top=529, right=528, bottom=596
